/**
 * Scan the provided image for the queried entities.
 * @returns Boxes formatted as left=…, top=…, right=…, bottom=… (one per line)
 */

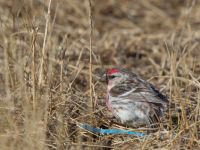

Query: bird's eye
left=109, top=75, right=116, bottom=79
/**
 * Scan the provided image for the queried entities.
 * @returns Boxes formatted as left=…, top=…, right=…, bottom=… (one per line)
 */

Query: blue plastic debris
left=79, top=124, right=145, bottom=137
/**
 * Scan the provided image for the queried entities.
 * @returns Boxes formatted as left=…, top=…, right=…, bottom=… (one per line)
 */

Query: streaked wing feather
left=109, top=83, right=135, bottom=96
left=149, top=83, right=168, bottom=103
left=110, top=79, right=168, bottom=105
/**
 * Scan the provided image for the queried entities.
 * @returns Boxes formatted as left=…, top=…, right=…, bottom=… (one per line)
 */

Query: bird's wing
left=109, top=79, right=168, bottom=105
left=109, top=78, right=168, bottom=124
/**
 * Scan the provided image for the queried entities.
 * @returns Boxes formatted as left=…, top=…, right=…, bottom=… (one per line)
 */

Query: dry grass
left=0, top=0, right=200, bottom=149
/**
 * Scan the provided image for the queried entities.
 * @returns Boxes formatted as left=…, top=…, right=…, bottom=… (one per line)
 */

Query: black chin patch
left=106, top=74, right=108, bottom=84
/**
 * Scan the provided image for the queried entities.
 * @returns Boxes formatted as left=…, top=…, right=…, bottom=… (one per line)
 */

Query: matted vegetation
left=0, top=0, right=199, bottom=149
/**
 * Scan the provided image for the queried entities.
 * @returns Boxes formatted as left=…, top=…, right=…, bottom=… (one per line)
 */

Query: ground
left=0, top=0, right=199, bottom=149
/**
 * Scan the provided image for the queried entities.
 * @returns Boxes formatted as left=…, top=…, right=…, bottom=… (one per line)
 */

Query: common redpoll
left=101, top=68, right=168, bottom=127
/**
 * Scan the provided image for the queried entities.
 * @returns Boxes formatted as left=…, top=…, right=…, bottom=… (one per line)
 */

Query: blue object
left=79, top=124, right=145, bottom=137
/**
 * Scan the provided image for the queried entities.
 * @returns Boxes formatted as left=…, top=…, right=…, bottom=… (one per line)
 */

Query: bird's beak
left=94, top=68, right=108, bottom=83
left=100, top=73, right=108, bottom=83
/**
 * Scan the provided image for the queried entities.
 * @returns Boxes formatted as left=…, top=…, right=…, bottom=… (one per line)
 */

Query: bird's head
left=101, top=68, right=137, bottom=90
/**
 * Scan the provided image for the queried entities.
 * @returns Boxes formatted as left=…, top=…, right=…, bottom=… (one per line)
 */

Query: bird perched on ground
left=101, top=68, right=168, bottom=127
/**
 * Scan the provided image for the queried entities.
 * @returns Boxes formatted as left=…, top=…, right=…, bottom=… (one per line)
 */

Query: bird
left=100, top=68, right=168, bottom=127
